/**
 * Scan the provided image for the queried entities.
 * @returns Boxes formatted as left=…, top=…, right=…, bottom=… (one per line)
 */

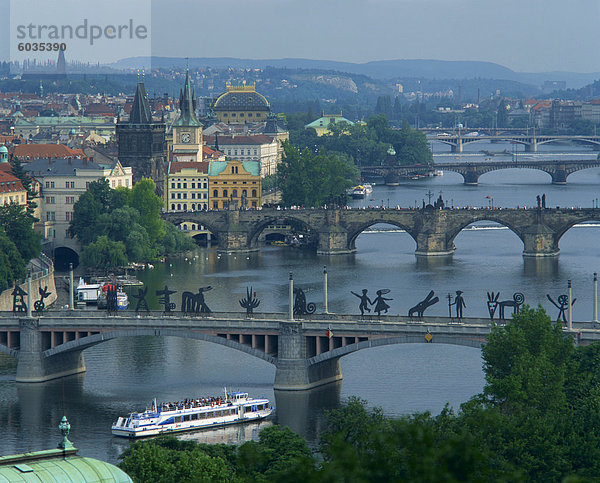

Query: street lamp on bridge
left=486, top=195, right=494, bottom=209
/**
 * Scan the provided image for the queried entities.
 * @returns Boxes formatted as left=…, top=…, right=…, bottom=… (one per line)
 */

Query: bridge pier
left=462, top=169, right=479, bottom=186
left=551, top=168, right=568, bottom=185
left=16, top=318, right=86, bottom=383
left=450, top=141, right=463, bottom=153
left=384, top=171, right=400, bottom=186
left=317, top=211, right=356, bottom=255
left=274, top=322, right=342, bottom=390
left=522, top=225, right=559, bottom=257
left=217, top=230, right=257, bottom=254
left=525, top=141, right=537, bottom=153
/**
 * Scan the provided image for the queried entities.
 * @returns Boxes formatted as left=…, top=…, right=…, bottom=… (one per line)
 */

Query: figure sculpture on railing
left=239, top=287, right=260, bottom=316
left=351, top=289, right=372, bottom=316
left=373, top=289, right=392, bottom=316
left=497, top=292, right=524, bottom=319
left=409, top=290, right=439, bottom=318
left=34, top=286, right=52, bottom=314
left=157, top=285, right=177, bottom=312
left=12, top=286, right=27, bottom=313
left=132, top=285, right=150, bottom=313
left=182, top=286, right=212, bottom=314
left=546, top=293, right=575, bottom=324
left=293, top=287, right=316, bottom=315
left=451, top=290, right=466, bottom=319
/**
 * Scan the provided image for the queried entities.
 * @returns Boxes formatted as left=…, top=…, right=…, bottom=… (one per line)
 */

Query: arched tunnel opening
left=53, top=247, right=79, bottom=270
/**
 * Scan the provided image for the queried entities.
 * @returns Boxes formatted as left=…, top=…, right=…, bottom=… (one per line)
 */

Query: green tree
left=80, top=235, right=128, bottom=268
left=0, top=229, right=26, bottom=291
left=0, top=203, right=41, bottom=261
left=130, top=178, right=165, bottom=244
left=69, top=178, right=113, bottom=244
left=277, top=142, right=357, bottom=207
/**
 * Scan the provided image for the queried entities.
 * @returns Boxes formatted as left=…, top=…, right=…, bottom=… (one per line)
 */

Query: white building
left=205, top=134, right=278, bottom=177
left=24, top=157, right=132, bottom=256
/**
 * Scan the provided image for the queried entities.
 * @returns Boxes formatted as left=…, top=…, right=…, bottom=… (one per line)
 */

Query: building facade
left=24, top=158, right=132, bottom=252
left=165, top=161, right=210, bottom=212
left=205, top=134, right=277, bottom=177
left=208, top=159, right=261, bottom=210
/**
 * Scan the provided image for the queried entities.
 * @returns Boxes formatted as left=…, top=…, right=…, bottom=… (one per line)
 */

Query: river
left=1, top=139, right=599, bottom=463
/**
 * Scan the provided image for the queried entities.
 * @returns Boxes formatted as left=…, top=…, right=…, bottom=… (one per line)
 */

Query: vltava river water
left=1, top=140, right=599, bottom=463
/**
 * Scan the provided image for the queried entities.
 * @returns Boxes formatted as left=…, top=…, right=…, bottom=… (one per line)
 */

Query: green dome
left=0, top=454, right=132, bottom=482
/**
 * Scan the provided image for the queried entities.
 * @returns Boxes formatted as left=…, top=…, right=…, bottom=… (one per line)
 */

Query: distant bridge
left=425, top=133, right=600, bottom=153
left=164, top=207, right=600, bottom=257
left=360, top=158, right=600, bottom=185
left=2, top=311, right=599, bottom=389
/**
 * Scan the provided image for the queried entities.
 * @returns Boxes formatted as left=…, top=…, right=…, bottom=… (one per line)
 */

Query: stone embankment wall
left=0, top=254, right=57, bottom=311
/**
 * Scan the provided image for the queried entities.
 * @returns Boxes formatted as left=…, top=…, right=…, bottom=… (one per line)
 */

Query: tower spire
left=129, top=81, right=152, bottom=124
left=176, top=70, right=201, bottom=126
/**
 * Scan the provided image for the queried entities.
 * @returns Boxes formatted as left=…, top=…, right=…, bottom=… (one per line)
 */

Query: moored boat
left=75, top=278, right=103, bottom=305
left=350, top=185, right=367, bottom=199
left=111, top=390, right=273, bottom=438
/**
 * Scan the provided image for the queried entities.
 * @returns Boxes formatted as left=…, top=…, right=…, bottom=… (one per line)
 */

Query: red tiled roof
left=0, top=170, right=25, bottom=193
left=168, top=161, right=210, bottom=174
left=12, top=144, right=87, bottom=160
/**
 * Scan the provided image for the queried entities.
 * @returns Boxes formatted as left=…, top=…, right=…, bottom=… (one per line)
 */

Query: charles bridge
left=163, top=207, right=600, bottom=258
left=2, top=310, right=599, bottom=390
left=360, top=158, right=600, bottom=185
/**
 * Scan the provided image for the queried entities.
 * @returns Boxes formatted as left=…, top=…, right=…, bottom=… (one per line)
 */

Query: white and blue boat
left=111, top=390, right=273, bottom=438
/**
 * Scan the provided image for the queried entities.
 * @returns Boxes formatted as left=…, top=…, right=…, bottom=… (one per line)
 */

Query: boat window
left=184, top=415, right=191, bottom=422
left=199, top=413, right=206, bottom=419
left=175, top=416, right=182, bottom=423
left=192, top=413, right=198, bottom=420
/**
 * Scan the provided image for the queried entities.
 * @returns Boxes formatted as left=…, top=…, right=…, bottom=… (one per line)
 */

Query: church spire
left=129, top=81, right=152, bottom=124
left=175, top=70, right=201, bottom=127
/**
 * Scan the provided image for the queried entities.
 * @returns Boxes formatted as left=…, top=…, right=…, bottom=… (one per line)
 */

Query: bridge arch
left=473, top=167, right=554, bottom=184
left=246, top=215, right=316, bottom=249
left=445, top=216, right=524, bottom=249
left=307, top=334, right=485, bottom=366
left=163, top=214, right=221, bottom=242
left=346, top=220, right=417, bottom=252
left=554, top=217, right=600, bottom=246
left=42, top=329, right=277, bottom=365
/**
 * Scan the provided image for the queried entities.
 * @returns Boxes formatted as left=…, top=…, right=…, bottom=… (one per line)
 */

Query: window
left=191, top=193, right=195, bottom=199
left=183, top=204, right=187, bottom=210
left=177, top=203, right=181, bottom=210
left=177, top=193, right=181, bottom=199
left=191, top=183, right=195, bottom=189
left=183, top=183, right=187, bottom=189
left=46, top=211, right=55, bottom=221
left=171, top=193, right=176, bottom=199
left=213, top=201, right=218, bottom=209
left=222, top=201, right=228, bottom=209
left=66, top=196, right=75, bottom=204
left=240, top=113, right=245, bottom=117
left=183, top=193, right=187, bottom=199
left=242, top=189, right=247, bottom=196
left=171, top=182, right=176, bottom=188
left=234, top=150, right=238, bottom=156
left=111, top=180, right=115, bottom=188
left=171, top=203, right=175, bottom=210
left=222, top=189, right=228, bottom=198
left=252, top=189, right=257, bottom=197
left=232, top=189, right=237, bottom=197
left=213, top=189, right=218, bottom=198
left=45, top=196, right=55, bottom=204
left=203, top=182, right=207, bottom=189
left=65, top=212, right=72, bottom=221
left=126, top=179, right=130, bottom=187
left=248, top=113, right=253, bottom=117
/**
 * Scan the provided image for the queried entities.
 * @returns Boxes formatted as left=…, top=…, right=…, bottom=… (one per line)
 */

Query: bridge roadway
left=425, top=133, right=600, bottom=153
left=2, top=310, right=599, bottom=390
left=164, top=207, right=600, bottom=257
left=360, top=158, right=600, bottom=185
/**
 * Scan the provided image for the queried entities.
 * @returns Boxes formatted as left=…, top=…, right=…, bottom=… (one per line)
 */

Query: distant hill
left=110, top=57, right=600, bottom=89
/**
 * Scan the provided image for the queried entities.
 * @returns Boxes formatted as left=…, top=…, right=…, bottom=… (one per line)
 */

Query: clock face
left=181, top=132, right=191, bottom=143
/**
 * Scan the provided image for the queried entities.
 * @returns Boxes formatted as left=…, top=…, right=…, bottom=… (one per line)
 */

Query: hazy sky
left=149, top=0, right=600, bottom=73
left=3, top=0, right=600, bottom=73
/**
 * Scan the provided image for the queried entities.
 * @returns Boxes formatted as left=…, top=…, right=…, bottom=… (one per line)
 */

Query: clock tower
left=171, top=70, right=203, bottom=162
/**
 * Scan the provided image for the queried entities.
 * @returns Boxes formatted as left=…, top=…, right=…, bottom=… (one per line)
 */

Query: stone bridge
left=426, top=134, right=600, bottom=153
left=2, top=311, right=599, bottom=390
left=164, top=207, right=600, bottom=257
left=360, top=158, right=600, bottom=185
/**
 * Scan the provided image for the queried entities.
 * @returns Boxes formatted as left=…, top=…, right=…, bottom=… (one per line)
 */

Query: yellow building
left=212, top=83, right=270, bottom=124
left=209, top=159, right=261, bottom=210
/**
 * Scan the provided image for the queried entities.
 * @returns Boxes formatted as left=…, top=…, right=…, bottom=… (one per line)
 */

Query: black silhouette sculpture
left=293, top=288, right=316, bottom=315
left=105, top=284, right=118, bottom=314
left=451, top=291, right=466, bottom=319
left=33, top=286, right=52, bottom=314
left=132, top=286, right=150, bottom=313
left=239, top=287, right=260, bottom=316
left=487, top=292, right=500, bottom=320
left=498, top=292, right=525, bottom=319
left=12, top=286, right=27, bottom=313
left=537, top=194, right=541, bottom=208
left=409, top=290, right=439, bottom=318
left=372, top=289, right=392, bottom=316
left=547, top=294, right=576, bottom=324
left=156, top=285, right=177, bottom=312
left=351, top=289, right=372, bottom=315
left=181, top=286, right=212, bottom=314
left=542, top=193, right=546, bottom=208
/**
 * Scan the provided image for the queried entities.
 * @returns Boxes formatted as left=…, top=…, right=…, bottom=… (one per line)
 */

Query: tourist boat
left=350, top=185, right=367, bottom=199
left=111, top=391, right=273, bottom=438
left=363, top=183, right=373, bottom=195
